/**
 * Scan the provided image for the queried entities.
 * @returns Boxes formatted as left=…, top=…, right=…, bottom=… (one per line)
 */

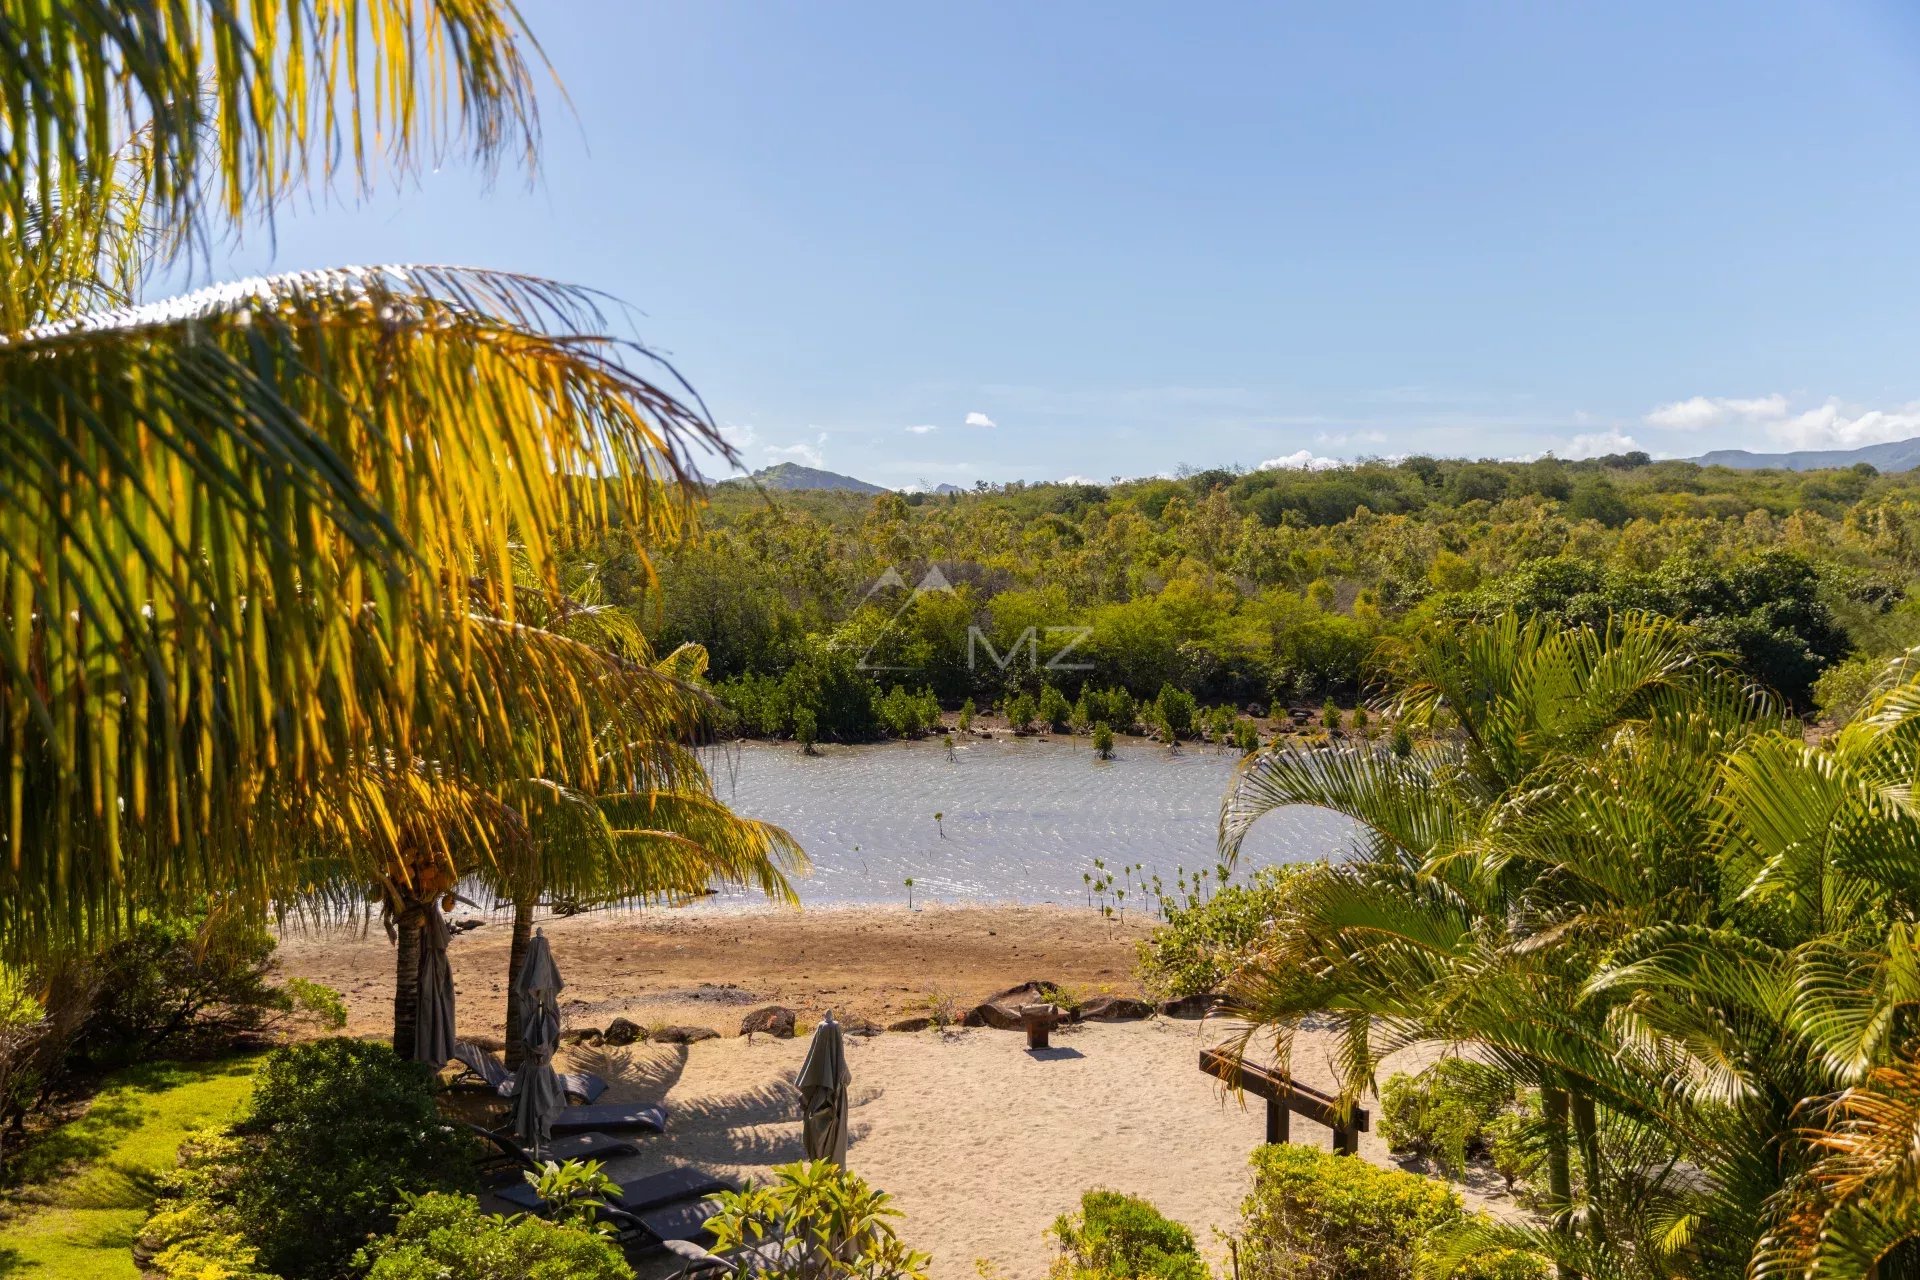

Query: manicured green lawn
left=0, top=1056, right=262, bottom=1279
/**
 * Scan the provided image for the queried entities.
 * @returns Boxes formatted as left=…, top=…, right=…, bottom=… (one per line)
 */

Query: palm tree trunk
left=504, top=898, right=535, bottom=1070
left=1542, top=1085, right=1578, bottom=1280
left=1570, top=1090, right=1606, bottom=1244
left=392, top=910, right=423, bottom=1061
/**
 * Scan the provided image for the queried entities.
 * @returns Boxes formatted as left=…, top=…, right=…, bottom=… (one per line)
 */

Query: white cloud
left=964, top=411, right=997, bottom=428
left=1769, top=399, right=1920, bottom=449
left=1646, top=393, right=1920, bottom=450
left=1062, top=474, right=1097, bottom=485
left=904, top=424, right=938, bottom=435
left=1564, top=429, right=1640, bottom=459
left=766, top=431, right=828, bottom=469
left=1258, top=450, right=1342, bottom=471
left=1645, top=394, right=1788, bottom=431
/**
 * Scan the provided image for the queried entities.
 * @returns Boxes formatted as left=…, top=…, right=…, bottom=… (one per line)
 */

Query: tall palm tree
left=458, top=559, right=803, bottom=1065
left=0, top=1, right=730, bottom=955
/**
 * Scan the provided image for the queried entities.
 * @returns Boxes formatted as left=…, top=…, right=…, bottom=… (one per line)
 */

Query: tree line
left=573, top=454, right=1920, bottom=738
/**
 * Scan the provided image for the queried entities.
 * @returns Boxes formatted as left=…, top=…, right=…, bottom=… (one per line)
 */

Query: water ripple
left=704, top=737, right=1359, bottom=908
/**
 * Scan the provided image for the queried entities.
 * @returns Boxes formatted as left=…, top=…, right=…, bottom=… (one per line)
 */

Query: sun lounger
left=634, top=1193, right=730, bottom=1246
left=548, top=1101, right=669, bottom=1136
left=450, top=1040, right=611, bottom=1104
left=482, top=1141, right=735, bottom=1252
left=661, top=1236, right=787, bottom=1277
left=466, top=1122, right=644, bottom=1185
left=495, top=1164, right=736, bottom=1217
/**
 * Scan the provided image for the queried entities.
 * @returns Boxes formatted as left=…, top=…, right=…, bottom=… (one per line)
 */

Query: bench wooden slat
left=1199, top=1048, right=1370, bottom=1134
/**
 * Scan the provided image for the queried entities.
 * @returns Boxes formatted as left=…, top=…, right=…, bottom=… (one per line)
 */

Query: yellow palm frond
left=0, top=265, right=728, bottom=951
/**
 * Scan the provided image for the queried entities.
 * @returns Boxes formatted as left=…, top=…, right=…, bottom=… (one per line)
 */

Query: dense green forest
left=584, top=452, right=1920, bottom=740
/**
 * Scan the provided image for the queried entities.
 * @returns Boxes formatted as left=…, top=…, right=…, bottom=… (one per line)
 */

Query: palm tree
left=1217, top=613, right=1768, bottom=1275
left=0, top=1, right=730, bottom=955
left=1219, top=618, right=1920, bottom=1279
left=457, top=559, right=802, bottom=1063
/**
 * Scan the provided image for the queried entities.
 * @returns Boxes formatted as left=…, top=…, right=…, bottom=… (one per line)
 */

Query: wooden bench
left=1199, top=1047, right=1368, bottom=1155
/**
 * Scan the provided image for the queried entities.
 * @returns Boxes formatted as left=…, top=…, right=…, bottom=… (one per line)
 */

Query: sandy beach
left=276, top=903, right=1158, bottom=1038
left=277, top=904, right=1511, bottom=1278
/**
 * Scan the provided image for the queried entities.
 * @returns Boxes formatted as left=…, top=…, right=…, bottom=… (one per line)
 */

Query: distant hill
left=722, top=462, right=889, bottom=494
left=1693, top=437, right=1920, bottom=472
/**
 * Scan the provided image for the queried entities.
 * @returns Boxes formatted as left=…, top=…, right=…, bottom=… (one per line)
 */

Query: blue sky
left=198, top=1, right=1920, bottom=488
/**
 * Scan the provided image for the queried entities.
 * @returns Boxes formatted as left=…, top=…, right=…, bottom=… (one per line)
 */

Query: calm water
left=704, top=736, right=1357, bottom=907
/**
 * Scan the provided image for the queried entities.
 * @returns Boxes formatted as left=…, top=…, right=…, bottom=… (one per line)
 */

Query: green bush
left=76, top=910, right=346, bottom=1069
left=1234, top=1146, right=1547, bottom=1280
left=878, top=685, right=941, bottom=738
left=1093, top=722, right=1116, bottom=760
left=1237, top=1146, right=1456, bottom=1280
left=141, top=1039, right=479, bottom=1280
left=1137, top=865, right=1312, bottom=999
left=1377, top=1059, right=1513, bottom=1175
left=1051, top=1189, right=1208, bottom=1280
left=718, top=643, right=881, bottom=741
left=703, top=1160, right=929, bottom=1280
left=355, top=1192, right=632, bottom=1280
left=1154, top=684, right=1197, bottom=738
left=139, top=1130, right=282, bottom=1279
left=1081, top=686, right=1137, bottom=731
left=1482, top=1105, right=1544, bottom=1193
left=1039, top=684, right=1073, bottom=730
left=140, top=1191, right=280, bottom=1280
left=1813, top=654, right=1882, bottom=724
left=1006, top=692, right=1038, bottom=732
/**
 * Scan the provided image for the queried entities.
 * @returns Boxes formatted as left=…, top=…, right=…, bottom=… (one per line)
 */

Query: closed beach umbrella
left=413, top=900, right=457, bottom=1069
left=510, top=928, right=566, bottom=1156
left=797, top=1012, right=850, bottom=1166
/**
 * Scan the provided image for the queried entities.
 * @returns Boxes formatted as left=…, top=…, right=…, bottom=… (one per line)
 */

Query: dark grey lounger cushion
left=613, top=1167, right=735, bottom=1213
left=548, top=1101, right=668, bottom=1135
left=636, top=1194, right=726, bottom=1244
left=559, top=1072, right=609, bottom=1104
left=495, top=1165, right=734, bottom=1216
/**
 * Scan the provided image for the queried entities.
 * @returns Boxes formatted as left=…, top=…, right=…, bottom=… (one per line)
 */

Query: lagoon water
left=705, top=736, right=1357, bottom=908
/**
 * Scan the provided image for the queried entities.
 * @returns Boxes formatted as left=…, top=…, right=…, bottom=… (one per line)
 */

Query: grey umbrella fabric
left=510, top=928, right=567, bottom=1157
left=413, top=901, right=458, bottom=1069
left=797, top=1012, right=850, bottom=1166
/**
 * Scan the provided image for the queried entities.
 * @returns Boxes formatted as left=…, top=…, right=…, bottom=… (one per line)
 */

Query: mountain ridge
left=1692, top=436, right=1920, bottom=472
left=719, top=462, right=889, bottom=494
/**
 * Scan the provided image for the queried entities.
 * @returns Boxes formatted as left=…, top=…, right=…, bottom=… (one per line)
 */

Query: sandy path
left=571, top=1018, right=1508, bottom=1280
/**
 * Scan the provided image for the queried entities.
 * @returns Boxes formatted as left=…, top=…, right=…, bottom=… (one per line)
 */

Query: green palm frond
left=0, top=0, right=544, bottom=246
left=1221, top=742, right=1472, bottom=869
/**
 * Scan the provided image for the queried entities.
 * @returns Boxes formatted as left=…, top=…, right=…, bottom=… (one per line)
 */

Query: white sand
left=562, top=1017, right=1510, bottom=1279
